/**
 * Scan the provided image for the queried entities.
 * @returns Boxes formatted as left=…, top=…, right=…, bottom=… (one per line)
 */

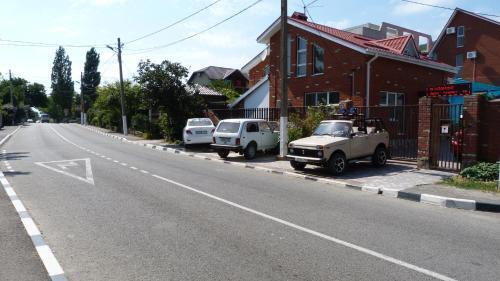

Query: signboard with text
left=426, top=83, right=472, bottom=97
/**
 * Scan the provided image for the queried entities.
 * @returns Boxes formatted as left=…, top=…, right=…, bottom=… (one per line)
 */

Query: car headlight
left=317, top=150, right=323, bottom=157
left=289, top=148, right=294, bottom=153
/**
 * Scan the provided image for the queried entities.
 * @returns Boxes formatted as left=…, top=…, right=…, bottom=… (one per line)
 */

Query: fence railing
left=210, top=105, right=419, bottom=161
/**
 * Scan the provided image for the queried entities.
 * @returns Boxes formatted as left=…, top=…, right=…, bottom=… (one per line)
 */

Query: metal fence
left=210, top=105, right=419, bottom=161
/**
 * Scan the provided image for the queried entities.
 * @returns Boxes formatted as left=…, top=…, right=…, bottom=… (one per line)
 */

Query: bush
left=158, top=113, right=174, bottom=141
left=288, top=105, right=338, bottom=142
left=131, top=114, right=148, bottom=131
left=460, top=162, right=499, bottom=181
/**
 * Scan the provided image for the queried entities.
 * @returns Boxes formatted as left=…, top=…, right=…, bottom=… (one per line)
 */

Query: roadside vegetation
left=288, top=105, right=338, bottom=141
left=443, top=162, right=499, bottom=192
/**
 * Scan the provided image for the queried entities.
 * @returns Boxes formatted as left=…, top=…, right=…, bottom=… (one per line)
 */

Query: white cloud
left=391, top=0, right=456, bottom=15
left=323, top=19, right=352, bottom=30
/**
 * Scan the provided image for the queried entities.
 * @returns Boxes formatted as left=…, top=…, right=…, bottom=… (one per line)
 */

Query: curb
left=79, top=125, right=500, bottom=214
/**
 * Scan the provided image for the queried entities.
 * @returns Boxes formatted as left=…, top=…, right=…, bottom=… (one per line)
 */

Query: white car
left=182, top=118, right=215, bottom=147
left=211, top=119, right=279, bottom=159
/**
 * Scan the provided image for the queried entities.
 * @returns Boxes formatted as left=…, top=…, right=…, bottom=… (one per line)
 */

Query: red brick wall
left=432, top=11, right=500, bottom=85
left=267, top=23, right=451, bottom=108
left=248, top=57, right=269, bottom=87
left=479, top=100, right=500, bottom=162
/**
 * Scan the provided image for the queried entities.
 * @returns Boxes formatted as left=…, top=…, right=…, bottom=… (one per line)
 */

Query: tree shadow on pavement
left=1, top=152, right=30, bottom=162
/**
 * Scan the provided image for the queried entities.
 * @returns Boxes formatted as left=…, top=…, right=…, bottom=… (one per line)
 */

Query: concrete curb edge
left=80, top=125, right=500, bottom=214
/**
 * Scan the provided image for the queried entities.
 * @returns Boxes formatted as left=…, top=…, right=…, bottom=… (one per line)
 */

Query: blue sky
left=1, top=0, right=498, bottom=92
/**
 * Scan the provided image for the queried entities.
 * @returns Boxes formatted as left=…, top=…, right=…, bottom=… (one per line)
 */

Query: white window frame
left=287, top=34, right=292, bottom=76
left=312, top=44, right=324, bottom=75
left=379, top=91, right=405, bottom=122
left=457, top=26, right=464, bottom=48
left=297, top=36, right=307, bottom=77
left=304, top=91, right=339, bottom=106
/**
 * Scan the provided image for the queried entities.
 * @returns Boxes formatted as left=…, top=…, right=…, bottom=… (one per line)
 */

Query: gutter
left=366, top=55, right=379, bottom=117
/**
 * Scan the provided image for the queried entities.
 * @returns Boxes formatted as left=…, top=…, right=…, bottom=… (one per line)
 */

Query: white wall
left=244, top=79, right=269, bottom=108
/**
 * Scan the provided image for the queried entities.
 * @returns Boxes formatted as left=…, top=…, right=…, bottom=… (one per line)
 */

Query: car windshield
left=216, top=122, right=240, bottom=133
left=312, top=122, right=351, bottom=137
left=188, top=119, right=212, bottom=126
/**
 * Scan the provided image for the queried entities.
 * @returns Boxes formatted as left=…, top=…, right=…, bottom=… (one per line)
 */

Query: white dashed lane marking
left=140, top=170, right=149, bottom=174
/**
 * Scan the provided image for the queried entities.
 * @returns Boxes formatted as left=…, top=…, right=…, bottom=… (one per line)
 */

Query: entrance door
left=430, top=104, right=463, bottom=171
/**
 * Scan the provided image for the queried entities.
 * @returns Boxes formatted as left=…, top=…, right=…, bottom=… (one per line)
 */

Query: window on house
left=297, top=37, right=307, bottom=77
left=263, top=65, right=270, bottom=78
left=386, top=27, right=398, bottom=38
left=457, top=26, right=465, bottom=47
left=379, top=91, right=405, bottom=121
left=313, top=44, right=324, bottom=75
left=456, top=53, right=464, bottom=75
left=304, top=92, right=339, bottom=106
left=287, top=34, right=292, bottom=75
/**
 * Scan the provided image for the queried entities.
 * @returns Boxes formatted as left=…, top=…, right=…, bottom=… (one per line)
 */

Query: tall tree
left=51, top=46, right=74, bottom=119
left=82, top=47, right=101, bottom=108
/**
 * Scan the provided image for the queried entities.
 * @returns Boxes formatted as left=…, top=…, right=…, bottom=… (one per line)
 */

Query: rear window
left=188, top=119, right=212, bottom=126
left=216, top=122, right=240, bottom=133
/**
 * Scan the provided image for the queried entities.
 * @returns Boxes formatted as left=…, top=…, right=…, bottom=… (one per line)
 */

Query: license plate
left=220, top=137, right=230, bottom=144
left=295, top=158, right=308, bottom=163
left=195, top=131, right=207, bottom=134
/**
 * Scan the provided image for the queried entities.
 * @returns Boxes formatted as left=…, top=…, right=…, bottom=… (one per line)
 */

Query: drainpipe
left=366, top=54, right=378, bottom=117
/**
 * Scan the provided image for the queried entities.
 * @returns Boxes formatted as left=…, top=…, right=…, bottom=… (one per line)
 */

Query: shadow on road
left=1, top=152, right=30, bottom=162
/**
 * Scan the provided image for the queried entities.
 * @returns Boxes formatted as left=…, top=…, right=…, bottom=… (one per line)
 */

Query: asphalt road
left=1, top=123, right=499, bottom=281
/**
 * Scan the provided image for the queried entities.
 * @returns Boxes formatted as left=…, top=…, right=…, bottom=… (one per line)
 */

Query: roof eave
left=367, top=50, right=457, bottom=73
left=257, top=17, right=281, bottom=44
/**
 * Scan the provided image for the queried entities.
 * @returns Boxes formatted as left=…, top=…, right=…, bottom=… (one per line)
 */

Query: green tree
left=207, top=79, right=240, bottom=103
left=25, top=82, right=48, bottom=108
left=88, top=81, right=143, bottom=130
left=82, top=47, right=101, bottom=108
left=51, top=46, right=74, bottom=120
left=135, top=59, right=204, bottom=140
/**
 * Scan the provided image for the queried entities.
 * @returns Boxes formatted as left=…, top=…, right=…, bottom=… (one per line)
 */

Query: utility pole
left=279, top=0, right=288, bottom=158
left=80, top=72, right=84, bottom=125
left=107, top=38, right=128, bottom=135
left=9, top=70, right=14, bottom=125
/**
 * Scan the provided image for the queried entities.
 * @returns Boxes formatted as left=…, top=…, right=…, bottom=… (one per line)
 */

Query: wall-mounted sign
left=426, top=83, right=472, bottom=97
left=441, top=125, right=449, bottom=134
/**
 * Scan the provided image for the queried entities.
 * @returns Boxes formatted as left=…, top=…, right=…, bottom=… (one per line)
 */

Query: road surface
left=1, top=123, right=499, bottom=281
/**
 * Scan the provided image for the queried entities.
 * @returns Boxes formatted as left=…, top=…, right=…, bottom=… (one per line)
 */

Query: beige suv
left=287, top=118, right=389, bottom=175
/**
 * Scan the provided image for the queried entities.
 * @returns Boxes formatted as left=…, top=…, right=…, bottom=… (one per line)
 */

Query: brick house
left=248, top=12, right=456, bottom=111
left=429, top=8, right=500, bottom=87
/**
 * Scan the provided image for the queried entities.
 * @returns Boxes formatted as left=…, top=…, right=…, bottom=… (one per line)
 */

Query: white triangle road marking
left=35, top=158, right=95, bottom=185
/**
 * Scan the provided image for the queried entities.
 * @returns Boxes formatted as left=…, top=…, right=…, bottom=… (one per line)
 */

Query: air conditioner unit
left=446, top=27, right=456, bottom=34
left=467, top=51, right=477, bottom=59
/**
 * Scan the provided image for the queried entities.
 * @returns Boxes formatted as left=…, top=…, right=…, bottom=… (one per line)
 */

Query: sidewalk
left=82, top=125, right=500, bottom=213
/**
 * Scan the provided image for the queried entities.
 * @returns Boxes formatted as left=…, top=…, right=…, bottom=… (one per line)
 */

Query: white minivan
left=211, top=119, right=279, bottom=159
left=182, top=118, right=215, bottom=147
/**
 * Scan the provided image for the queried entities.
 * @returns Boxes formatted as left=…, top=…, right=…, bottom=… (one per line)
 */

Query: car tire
left=290, top=160, right=306, bottom=171
left=328, top=152, right=347, bottom=175
left=271, top=142, right=280, bottom=155
left=217, top=149, right=229, bottom=159
left=244, top=143, right=257, bottom=160
left=372, top=146, right=388, bottom=167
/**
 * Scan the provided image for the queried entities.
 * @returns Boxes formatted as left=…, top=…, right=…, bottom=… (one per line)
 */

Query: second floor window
left=297, top=37, right=307, bottom=77
left=456, top=53, right=464, bottom=75
left=313, top=44, right=324, bottom=75
left=457, top=26, right=464, bottom=47
left=305, top=92, right=339, bottom=106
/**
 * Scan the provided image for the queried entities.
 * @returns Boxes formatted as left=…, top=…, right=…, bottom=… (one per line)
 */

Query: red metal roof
left=289, top=17, right=415, bottom=56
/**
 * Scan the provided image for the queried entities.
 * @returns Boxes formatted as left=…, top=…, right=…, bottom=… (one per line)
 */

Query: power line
left=126, top=0, right=224, bottom=44
left=0, top=39, right=111, bottom=49
left=401, top=0, right=500, bottom=18
left=125, top=0, right=263, bottom=55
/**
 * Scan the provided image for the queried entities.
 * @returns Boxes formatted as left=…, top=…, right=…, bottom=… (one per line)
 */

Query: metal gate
left=430, top=104, right=463, bottom=171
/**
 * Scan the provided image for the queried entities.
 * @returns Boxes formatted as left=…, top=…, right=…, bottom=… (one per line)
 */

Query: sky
left=0, top=0, right=499, bottom=93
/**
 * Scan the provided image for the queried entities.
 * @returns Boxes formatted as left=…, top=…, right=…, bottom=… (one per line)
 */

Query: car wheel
left=328, top=152, right=347, bottom=175
left=372, top=146, right=388, bottom=167
left=290, top=160, right=306, bottom=171
left=271, top=142, right=280, bottom=155
left=217, top=149, right=229, bottom=159
left=244, top=143, right=257, bottom=160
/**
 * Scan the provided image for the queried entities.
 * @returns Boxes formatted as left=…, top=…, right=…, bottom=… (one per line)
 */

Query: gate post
left=462, top=94, right=483, bottom=168
left=417, top=96, right=433, bottom=169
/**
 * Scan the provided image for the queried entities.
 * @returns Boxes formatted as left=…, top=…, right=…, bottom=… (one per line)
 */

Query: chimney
left=291, top=11, right=308, bottom=21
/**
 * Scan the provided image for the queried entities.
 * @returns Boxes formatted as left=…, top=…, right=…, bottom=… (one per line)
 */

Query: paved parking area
left=179, top=144, right=455, bottom=191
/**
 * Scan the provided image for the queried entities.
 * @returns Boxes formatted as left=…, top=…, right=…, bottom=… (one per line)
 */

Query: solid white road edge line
left=151, top=173, right=457, bottom=281
left=0, top=170, right=66, bottom=281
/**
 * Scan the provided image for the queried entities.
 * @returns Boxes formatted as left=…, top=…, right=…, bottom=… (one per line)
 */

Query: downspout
left=366, top=54, right=379, bottom=118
